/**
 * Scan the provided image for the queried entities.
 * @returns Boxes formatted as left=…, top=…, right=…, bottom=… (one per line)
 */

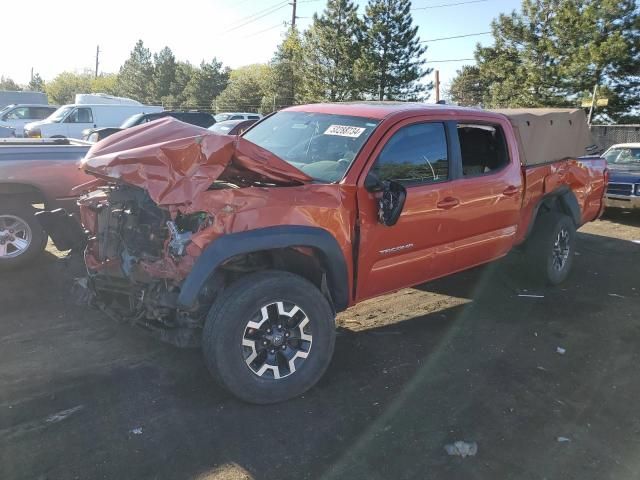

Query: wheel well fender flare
left=177, top=225, right=350, bottom=312
left=525, top=187, right=580, bottom=240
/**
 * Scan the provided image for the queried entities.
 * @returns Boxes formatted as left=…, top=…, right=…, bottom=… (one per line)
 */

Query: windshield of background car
left=242, top=111, right=379, bottom=183
left=604, top=147, right=640, bottom=165
left=48, top=106, right=74, bottom=123
left=214, top=113, right=231, bottom=122
left=120, top=113, right=144, bottom=128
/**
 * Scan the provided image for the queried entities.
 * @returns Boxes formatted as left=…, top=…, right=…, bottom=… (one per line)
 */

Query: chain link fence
left=591, top=124, right=640, bottom=150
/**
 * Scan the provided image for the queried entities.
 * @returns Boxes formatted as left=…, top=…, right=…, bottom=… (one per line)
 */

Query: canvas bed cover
left=491, top=108, right=595, bottom=166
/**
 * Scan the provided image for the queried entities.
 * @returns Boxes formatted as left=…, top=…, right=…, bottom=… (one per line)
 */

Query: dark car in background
left=208, top=118, right=258, bottom=136
left=82, top=110, right=216, bottom=142
left=603, top=143, right=640, bottom=210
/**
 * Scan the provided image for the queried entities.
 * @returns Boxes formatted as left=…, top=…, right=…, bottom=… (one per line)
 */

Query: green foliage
left=461, top=0, right=639, bottom=121
left=356, top=0, right=431, bottom=100
left=117, top=40, right=154, bottom=103
left=183, top=58, right=230, bottom=109
left=216, top=64, right=271, bottom=113
left=27, top=73, right=45, bottom=92
left=0, top=76, right=22, bottom=91
left=303, top=0, right=363, bottom=101
left=91, top=74, right=119, bottom=96
left=153, top=47, right=177, bottom=102
left=446, top=66, right=485, bottom=106
left=45, top=72, right=92, bottom=105
left=267, top=28, right=307, bottom=109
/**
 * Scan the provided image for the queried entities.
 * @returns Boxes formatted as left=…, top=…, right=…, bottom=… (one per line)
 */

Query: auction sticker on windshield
left=324, top=125, right=366, bottom=138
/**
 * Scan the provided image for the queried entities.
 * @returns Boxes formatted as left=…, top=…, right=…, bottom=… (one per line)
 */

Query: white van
left=24, top=103, right=163, bottom=139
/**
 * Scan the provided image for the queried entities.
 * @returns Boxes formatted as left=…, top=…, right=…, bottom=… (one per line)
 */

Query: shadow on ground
left=0, top=226, right=639, bottom=480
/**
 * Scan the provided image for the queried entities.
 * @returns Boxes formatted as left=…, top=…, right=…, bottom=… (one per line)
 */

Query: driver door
left=355, top=120, right=461, bottom=301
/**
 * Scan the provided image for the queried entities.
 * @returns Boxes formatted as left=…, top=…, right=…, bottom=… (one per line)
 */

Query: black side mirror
left=364, top=171, right=383, bottom=192
left=377, top=180, right=407, bottom=226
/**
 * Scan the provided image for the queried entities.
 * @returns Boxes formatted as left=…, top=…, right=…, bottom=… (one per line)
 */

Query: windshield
left=242, top=111, right=379, bottom=183
left=47, top=106, right=74, bottom=123
left=120, top=113, right=144, bottom=128
left=0, top=105, right=14, bottom=117
left=214, top=113, right=231, bottom=122
left=604, top=147, right=640, bottom=165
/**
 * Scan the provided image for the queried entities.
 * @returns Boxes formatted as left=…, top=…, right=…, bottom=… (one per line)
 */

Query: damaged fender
left=177, top=225, right=350, bottom=312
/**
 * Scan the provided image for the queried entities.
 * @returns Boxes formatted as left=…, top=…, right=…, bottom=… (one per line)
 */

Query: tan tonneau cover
left=490, top=108, right=594, bottom=166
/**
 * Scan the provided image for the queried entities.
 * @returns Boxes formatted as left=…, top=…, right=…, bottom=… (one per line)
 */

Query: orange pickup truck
left=72, top=103, right=606, bottom=403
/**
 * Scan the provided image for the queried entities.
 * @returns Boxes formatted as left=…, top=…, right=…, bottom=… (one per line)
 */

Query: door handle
left=437, top=197, right=460, bottom=209
left=502, top=185, right=520, bottom=196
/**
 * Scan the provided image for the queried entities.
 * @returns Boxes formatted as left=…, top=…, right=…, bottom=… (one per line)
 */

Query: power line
left=420, top=31, right=491, bottom=43
left=412, top=0, right=489, bottom=10
left=223, top=1, right=289, bottom=34
left=425, top=58, right=475, bottom=63
left=246, top=22, right=285, bottom=38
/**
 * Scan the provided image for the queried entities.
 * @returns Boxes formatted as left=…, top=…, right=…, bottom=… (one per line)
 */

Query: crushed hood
left=81, top=117, right=312, bottom=205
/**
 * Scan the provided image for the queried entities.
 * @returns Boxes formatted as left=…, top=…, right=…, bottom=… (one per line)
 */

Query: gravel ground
left=0, top=210, right=639, bottom=480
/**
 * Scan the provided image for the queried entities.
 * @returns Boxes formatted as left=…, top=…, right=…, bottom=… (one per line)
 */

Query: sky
left=2, top=0, right=523, bottom=102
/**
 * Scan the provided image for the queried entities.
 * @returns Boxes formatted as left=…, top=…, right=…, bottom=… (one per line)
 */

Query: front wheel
left=524, top=212, right=576, bottom=285
left=202, top=270, right=336, bottom=404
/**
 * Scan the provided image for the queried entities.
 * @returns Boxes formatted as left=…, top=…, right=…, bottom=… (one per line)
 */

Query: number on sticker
left=324, top=125, right=366, bottom=138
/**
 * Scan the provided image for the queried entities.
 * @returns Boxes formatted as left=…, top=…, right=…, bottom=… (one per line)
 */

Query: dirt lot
left=1, top=211, right=639, bottom=480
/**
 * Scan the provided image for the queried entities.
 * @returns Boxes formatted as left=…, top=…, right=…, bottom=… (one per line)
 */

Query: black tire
left=524, top=212, right=576, bottom=285
left=202, top=270, right=336, bottom=404
left=0, top=203, right=47, bottom=270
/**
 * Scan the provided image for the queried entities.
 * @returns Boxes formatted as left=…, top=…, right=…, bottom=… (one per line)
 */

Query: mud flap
left=34, top=208, right=86, bottom=251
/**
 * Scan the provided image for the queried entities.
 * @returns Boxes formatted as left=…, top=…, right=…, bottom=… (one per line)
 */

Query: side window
left=6, top=107, right=28, bottom=120
left=248, top=115, right=260, bottom=120
left=67, top=108, right=94, bottom=123
left=34, top=107, right=54, bottom=119
left=458, top=123, right=509, bottom=176
left=229, top=115, right=244, bottom=120
left=372, top=122, right=449, bottom=185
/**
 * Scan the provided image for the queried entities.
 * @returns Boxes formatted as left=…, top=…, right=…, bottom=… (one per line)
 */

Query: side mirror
left=364, top=171, right=383, bottom=192
left=377, top=180, right=407, bottom=226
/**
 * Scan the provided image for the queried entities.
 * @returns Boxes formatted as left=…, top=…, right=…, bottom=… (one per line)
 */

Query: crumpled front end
left=76, top=117, right=339, bottom=347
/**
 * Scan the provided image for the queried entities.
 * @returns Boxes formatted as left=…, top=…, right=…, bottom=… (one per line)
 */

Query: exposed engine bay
left=79, top=184, right=216, bottom=347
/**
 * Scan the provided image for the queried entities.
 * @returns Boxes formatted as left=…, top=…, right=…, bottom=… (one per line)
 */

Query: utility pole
left=95, top=45, right=100, bottom=79
left=587, top=83, right=597, bottom=125
left=30, top=67, right=34, bottom=83
left=435, top=70, right=440, bottom=103
left=290, top=0, right=297, bottom=29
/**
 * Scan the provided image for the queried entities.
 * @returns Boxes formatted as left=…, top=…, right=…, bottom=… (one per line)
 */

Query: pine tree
left=470, top=0, right=639, bottom=120
left=357, top=0, right=431, bottom=101
left=27, top=73, right=45, bottom=92
left=303, top=0, right=363, bottom=101
left=153, top=47, right=177, bottom=104
left=117, top=40, right=154, bottom=103
left=446, top=66, right=486, bottom=106
left=183, top=58, right=230, bottom=110
left=268, top=28, right=306, bottom=108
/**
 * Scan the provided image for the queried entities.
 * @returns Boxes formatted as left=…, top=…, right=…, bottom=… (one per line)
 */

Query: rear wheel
left=202, top=270, right=336, bottom=404
left=524, top=212, right=576, bottom=285
left=0, top=203, right=47, bottom=270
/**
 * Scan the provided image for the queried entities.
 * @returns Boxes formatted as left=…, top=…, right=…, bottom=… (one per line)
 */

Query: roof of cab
left=284, top=101, right=487, bottom=120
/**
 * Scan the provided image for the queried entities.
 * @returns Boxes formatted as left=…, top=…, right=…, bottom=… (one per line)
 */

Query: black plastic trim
left=177, top=225, right=350, bottom=312
left=524, top=187, right=581, bottom=240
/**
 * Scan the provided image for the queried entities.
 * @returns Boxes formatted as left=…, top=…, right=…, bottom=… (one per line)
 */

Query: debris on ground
left=518, top=294, right=545, bottom=298
left=130, top=427, right=143, bottom=435
left=557, top=436, right=571, bottom=443
left=608, top=293, right=626, bottom=299
left=444, top=441, right=478, bottom=458
left=556, top=347, right=566, bottom=355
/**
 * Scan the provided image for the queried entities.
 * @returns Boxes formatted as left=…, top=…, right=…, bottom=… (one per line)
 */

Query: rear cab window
left=457, top=123, right=509, bottom=176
